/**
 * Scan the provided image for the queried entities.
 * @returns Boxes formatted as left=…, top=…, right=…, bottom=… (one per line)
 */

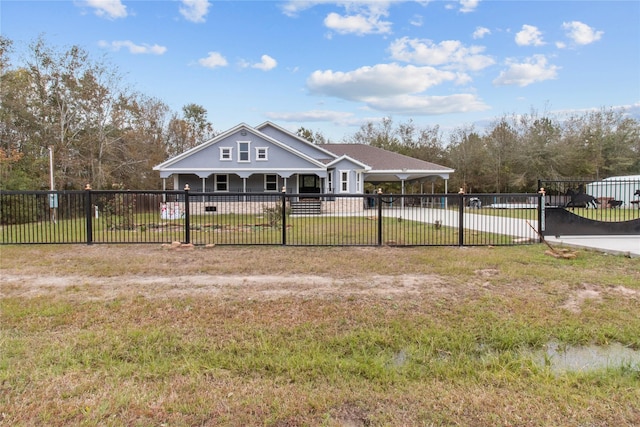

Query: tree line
left=2, top=36, right=639, bottom=193
left=1, top=36, right=214, bottom=191
left=337, top=111, right=639, bottom=193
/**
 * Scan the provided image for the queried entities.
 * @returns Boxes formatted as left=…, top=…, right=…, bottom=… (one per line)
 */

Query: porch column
left=243, top=178, right=247, bottom=202
left=278, top=172, right=294, bottom=194
left=237, top=172, right=252, bottom=202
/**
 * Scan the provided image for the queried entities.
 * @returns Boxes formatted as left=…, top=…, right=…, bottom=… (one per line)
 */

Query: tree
left=484, top=117, right=518, bottom=192
left=348, top=117, right=401, bottom=151
left=165, top=104, right=215, bottom=157
left=110, top=94, right=169, bottom=189
left=296, top=127, right=328, bottom=144
left=1, top=36, right=173, bottom=190
left=446, top=126, right=491, bottom=193
left=510, top=114, right=563, bottom=190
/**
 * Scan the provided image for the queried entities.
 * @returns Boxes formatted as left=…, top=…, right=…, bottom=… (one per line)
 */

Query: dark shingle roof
left=319, top=144, right=452, bottom=172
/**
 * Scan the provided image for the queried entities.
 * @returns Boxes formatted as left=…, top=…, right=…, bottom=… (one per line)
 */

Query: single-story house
left=153, top=122, right=454, bottom=213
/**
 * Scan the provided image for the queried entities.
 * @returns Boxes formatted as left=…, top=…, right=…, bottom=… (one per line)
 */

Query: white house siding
left=586, top=175, right=640, bottom=207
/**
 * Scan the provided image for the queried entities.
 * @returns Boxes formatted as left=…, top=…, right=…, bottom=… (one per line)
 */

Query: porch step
left=290, top=200, right=322, bottom=215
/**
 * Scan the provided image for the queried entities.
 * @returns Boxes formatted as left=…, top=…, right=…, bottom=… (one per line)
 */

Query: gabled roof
left=153, top=122, right=454, bottom=182
left=255, top=121, right=339, bottom=159
left=154, top=122, right=327, bottom=171
left=319, top=144, right=454, bottom=173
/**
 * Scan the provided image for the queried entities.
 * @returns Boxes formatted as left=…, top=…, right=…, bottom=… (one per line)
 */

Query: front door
left=299, top=175, right=321, bottom=196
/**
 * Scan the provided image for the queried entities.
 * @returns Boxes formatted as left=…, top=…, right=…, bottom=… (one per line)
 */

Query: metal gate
left=539, top=178, right=640, bottom=237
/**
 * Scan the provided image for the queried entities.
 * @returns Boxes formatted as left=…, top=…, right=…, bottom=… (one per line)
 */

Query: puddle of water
left=531, top=341, right=640, bottom=373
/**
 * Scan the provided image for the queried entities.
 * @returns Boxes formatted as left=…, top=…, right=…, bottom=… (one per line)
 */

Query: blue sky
left=2, top=0, right=639, bottom=141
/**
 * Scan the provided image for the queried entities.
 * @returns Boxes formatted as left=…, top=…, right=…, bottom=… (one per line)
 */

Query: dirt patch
left=561, top=284, right=602, bottom=313
left=0, top=273, right=448, bottom=301
left=560, top=283, right=639, bottom=313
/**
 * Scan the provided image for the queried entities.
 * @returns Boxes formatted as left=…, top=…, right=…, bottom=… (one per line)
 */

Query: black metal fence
left=538, top=178, right=640, bottom=236
left=539, top=178, right=640, bottom=222
left=1, top=188, right=543, bottom=246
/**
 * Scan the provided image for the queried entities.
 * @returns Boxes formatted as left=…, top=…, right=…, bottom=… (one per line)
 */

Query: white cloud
left=198, top=52, right=228, bottom=69
left=307, top=63, right=458, bottom=101
left=472, top=26, right=490, bottom=39
left=515, top=25, right=545, bottom=46
left=562, top=21, right=603, bottom=45
left=459, top=0, right=480, bottom=13
left=324, top=10, right=392, bottom=35
left=410, top=14, right=423, bottom=27
left=180, top=0, right=210, bottom=23
left=84, top=0, right=127, bottom=19
left=366, top=93, right=490, bottom=115
left=252, top=55, right=278, bottom=71
left=280, top=0, right=321, bottom=17
left=305, top=61, right=489, bottom=115
left=266, top=110, right=355, bottom=123
left=493, top=55, right=559, bottom=87
left=98, top=40, right=167, bottom=55
left=389, top=37, right=495, bottom=71
left=281, top=1, right=394, bottom=35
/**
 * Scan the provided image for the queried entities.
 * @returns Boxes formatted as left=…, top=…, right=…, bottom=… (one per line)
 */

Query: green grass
left=1, top=213, right=522, bottom=246
left=1, top=245, right=639, bottom=425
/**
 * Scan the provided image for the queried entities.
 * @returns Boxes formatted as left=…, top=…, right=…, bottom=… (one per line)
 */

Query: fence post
left=538, top=184, right=545, bottom=243
left=84, top=184, right=93, bottom=245
left=377, top=188, right=383, bottom=246
left=184, top=184, right=190, bottom=244
left=458, top=189, right=465, bottom=246
left=281, top=186, right=287, bottom=246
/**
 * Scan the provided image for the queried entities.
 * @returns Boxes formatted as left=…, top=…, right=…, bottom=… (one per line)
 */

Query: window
left=340, top=171, right=349, bottom=193
left=356, top=172, right=362, bottom=193
left=215, top=174, right=228, bottom=191
left=220, top=147, right=232, bottom=160
left=327, top=172, right=333, bottom=192
left=256, top=147, right=268, bottom=161
left=265, top=174, right=278, bottom=191
left=238, top=141, right=250, bottom=162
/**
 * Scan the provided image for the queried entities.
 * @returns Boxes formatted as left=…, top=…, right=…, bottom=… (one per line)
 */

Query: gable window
left=220, top=147, right=232, bottom=161
left=238, top=141, right=250, bottom=162
left=256, top=147, right=268, bottom=161
left=265, top=174, right=278, bottom=191
left=215, top=174, right=228, bottom=191
left=340, top=171, right=349, bottom=193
